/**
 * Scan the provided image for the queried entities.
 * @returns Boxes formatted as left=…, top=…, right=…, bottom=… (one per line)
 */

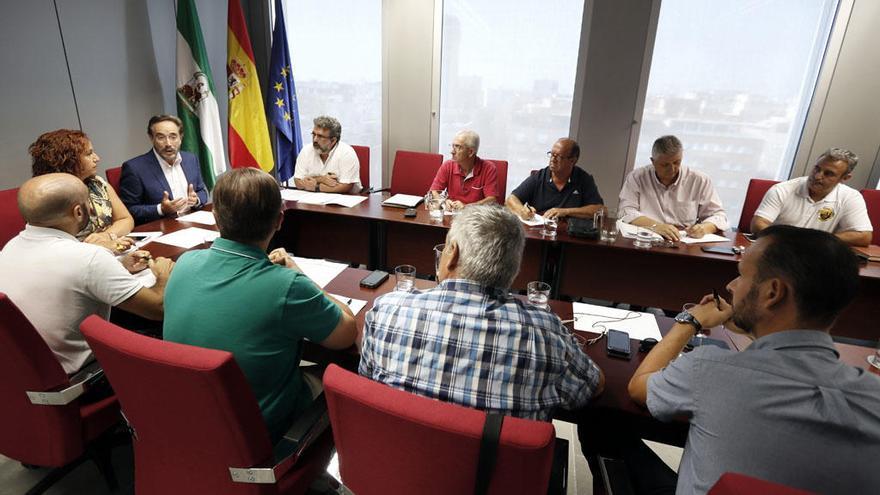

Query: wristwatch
left=674, top=310, right=702, bottom=332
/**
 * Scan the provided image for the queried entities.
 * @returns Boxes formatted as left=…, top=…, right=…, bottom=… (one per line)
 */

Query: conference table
left=131, top=206, right=879, bottom=448
left=278, top=192, right=880, bottom=342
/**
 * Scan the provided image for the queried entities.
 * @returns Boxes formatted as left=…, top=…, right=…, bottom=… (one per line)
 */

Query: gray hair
left=446, top=205, right=524, bottom=289
left=652, top=135, right=682, bottom=157
left=455, top=130, right=480, bottom=154
left=817, top=147, right=858, bottom=173
left=313, top=115, right=342, bottom=140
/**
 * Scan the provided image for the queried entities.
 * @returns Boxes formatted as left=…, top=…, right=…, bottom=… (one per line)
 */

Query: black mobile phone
left=701, top=246, right=737, bottom=256
left=404, top=208, right=417, bottom=218
left=359, top=270, right=389, bottom=289
left=606, top=329, right=631, bottom=358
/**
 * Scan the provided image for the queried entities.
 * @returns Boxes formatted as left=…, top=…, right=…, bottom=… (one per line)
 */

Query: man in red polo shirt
left=429, top=130, right=499, bottom=209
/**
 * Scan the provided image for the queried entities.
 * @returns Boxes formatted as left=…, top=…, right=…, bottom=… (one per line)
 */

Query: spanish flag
left=227, top=0, right=273, bottom=172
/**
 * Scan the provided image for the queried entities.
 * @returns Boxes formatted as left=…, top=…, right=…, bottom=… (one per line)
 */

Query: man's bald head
left=18, top=173, right=89, bottom=227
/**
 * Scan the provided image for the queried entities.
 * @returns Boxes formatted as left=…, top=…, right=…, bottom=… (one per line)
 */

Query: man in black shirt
left=506, top=138, right=604, bottom=221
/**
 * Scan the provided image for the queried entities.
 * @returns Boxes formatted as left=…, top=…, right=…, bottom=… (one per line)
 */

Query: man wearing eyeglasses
left=429, top=130, right=499, bottom=209
left=292, top=115, right=361, bottom=194
left=506, top=138, right=604, bottom=221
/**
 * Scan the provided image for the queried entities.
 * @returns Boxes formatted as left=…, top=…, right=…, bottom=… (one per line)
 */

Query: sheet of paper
left=572, top=302, right=662, bottom=341
left=328, top=293, right=368, bottom=316
left=519, top=213, right=545, bottom=227
left=280, top=189, right=313, bottom=202
left=153, top=227, right=220, bottom=249
left=382, top=193, right=423, bottom=208
left=295, top=192, right=368, bottom=208
left=176, top=210, right=216, bottom=225
left=293, top=257, right=348, bottom=288
left=678, top=233, right=730, bottom=244
left=616, top=220, right=663, bottom=240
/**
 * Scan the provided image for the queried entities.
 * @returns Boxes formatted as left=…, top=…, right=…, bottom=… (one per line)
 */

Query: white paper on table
left=296, top=192, right=367, bottom=208
left=382, top=193, right=423, bottom=208
left=617, top=220, right=663, bottom=240
left=519, top=213, right=546, bottom=227
left=280, top=189, right=313, bottom=202
left=176, top=210, right=216, bottom=225
left=293, top=257, right=348, bottom=288
left=328, top=293, right=368, bottom=316
left=572, top=302, right=662, bottom=341
left=678, top=233, right=730, bottom=244
left=152, top=227, right=220, bottom=249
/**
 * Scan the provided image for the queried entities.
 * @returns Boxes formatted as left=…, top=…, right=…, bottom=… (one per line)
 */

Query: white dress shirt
left=619, top=165, right=729, bottom=230
left=153, top=149, right=190, bottom=215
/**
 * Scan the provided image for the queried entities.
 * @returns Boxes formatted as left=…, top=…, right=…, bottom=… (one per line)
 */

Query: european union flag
left=269, top=0, right=303, bottom=183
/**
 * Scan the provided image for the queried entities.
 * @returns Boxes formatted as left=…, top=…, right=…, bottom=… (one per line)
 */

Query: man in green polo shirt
left=163, top=168, right=357, bottom=443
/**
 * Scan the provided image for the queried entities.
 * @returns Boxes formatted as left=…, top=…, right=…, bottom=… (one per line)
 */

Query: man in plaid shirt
left=359, top=205, right=604, bottom=420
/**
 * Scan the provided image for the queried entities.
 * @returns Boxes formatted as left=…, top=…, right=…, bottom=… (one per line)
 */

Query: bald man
left=0, top=173, right=174, bottom=375
left=506, top=138, right=604, bottom=221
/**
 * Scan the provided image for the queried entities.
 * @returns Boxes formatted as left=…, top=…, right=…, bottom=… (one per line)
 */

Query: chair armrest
left=229, top=393, right=330, bottom=484
left=26, top=368, right=105, bottom=406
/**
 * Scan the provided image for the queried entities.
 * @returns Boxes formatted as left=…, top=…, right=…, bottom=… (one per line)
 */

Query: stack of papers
left=280, top=189, right=313, bottom=202
left=176, top=210, right=216, bottom=225
left=296, top=192, right=368, bottom=208
left=519, top=213, right=546, bottom=227
left=293, top=257, right=348, bottom=288
left=617, top=220, right=729, bottom=244
left=572, top=302, right=662, bottom=341
left=152, top=227, right=220, bottom=249
left=382, top=194, right=423, bottom=208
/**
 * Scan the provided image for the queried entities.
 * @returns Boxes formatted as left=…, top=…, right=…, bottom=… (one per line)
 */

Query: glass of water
left=634, top=226, right=654, bottom=249
left=527, top=281, right=551, bottom=309
left=426, top=198, right=443, bottom=222
left=542, top=218, right=558, bottom=238
left=433, top=243, right=445, bottom=278
left=394, top=265, right=416, bottom=291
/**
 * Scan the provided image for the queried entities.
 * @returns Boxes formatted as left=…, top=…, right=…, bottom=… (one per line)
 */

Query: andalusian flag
left=176, top=0, right=226, bottom=189
left=227, top=0, right=273, bottom=172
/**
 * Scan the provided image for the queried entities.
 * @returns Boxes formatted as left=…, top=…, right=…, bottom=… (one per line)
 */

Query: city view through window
left=634, top=0, right=839, bottom=228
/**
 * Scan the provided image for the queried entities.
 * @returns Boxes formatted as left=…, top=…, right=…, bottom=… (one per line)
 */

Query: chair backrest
left=352, top=145, right=370, bottom=191
left=80, top=315, right=280, bottom=495
left=860, top=188, right=880, bottom=245
left=323, top=364, right=556, bottom=495
left=0, top=187, right=25, bottom=250
left=105, top=166, right=122, bottom=194
left=0, top=293, right=85, bottom=466
left=485, top=159, right=508, bottom=204
left=709, top=472, right=814, bottom=495
left=737, top=178, right=779, bottom=233
left=390, top=150, right=443, bottom=196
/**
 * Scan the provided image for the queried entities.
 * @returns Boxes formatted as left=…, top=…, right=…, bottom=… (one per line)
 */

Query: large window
left=283, top=0, right=382, bottom=187
left=437, top=0, right=585, bottom=195
left=634, top=0, right=839, bottom=228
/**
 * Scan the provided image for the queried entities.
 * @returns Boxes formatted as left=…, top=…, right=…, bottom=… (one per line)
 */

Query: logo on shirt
left=817, top=207, right=834, bottom=222
left=573, top=190, right=580, bottom=195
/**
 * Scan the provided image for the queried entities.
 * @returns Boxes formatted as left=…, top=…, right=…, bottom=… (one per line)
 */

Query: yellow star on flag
left=274, top=81, right=283, bottom=92
left=275, top=98, right=285, bottom=108
left=283, top=112, right=291, bottom=121
left=280, top=67, right=289, bottom=77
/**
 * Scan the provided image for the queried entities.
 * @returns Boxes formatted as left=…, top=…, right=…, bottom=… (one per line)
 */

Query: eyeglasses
left=546, top=151, right=573, bottom=160
left=311, top=132, right=333, bottom=140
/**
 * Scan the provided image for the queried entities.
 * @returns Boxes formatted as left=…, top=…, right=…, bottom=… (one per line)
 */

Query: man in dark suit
left=120, top=115, right=209, bottom=224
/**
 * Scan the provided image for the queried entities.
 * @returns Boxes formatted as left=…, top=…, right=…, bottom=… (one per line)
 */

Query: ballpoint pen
left=712, top=288, right=721, bottom=310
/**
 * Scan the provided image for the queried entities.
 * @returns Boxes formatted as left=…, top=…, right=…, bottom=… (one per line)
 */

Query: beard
left=731, top=285, right=760, bottom=334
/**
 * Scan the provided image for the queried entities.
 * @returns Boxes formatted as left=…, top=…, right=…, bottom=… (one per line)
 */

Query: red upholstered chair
left=390, top=150, right=443, bottom=196
left=105, top=166, right=122, bottom=194
left=708, top=472, right=815, bottom=494
left=0, top=187, right=25, bottom=249
left=486, top=159, right=508, bottom=204
left=0, top=293, right=120, bottom=493
left=860, top=188, right=880, bottom=245
left=323, top=364, right=557, bottom=495
left=351, top=145, right=370, bottom=191
left=737, top=178, right=779, bottom=233
left=80, top=315, right=333, bottom=495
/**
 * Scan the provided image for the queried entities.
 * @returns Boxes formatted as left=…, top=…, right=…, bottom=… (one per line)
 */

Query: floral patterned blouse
left=75, top=176, right=114, bottom=240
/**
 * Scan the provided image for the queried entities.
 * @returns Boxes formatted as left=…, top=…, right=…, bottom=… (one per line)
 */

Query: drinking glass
left=542, top=218, right=558, bottom=238
left=594, top=208, right=619, bottom=243
left=433, top=243, right=445, bottom=278
left=394, top=265, right=416, bottom=291
left=634, top=226, right=655, bottom=249
left=426, top=198, right=443, bottom=221
left=527, top=281, right=551, bottom=309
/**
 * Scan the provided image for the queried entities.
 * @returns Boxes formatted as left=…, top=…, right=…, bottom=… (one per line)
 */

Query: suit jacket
left=120, top=150, right=208, bottom=224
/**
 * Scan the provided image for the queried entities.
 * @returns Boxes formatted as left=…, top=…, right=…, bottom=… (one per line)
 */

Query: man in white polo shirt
left=292, top=115, right=361, bottom=194
left=751, top=148, right=872, bottom=246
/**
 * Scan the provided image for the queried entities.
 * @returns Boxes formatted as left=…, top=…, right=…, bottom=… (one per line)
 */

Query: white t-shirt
left=293, top=142, right=361, bottom=193
left=0, top=225, right=142, bottom=374
left=754, top=177, right=872, bottom=233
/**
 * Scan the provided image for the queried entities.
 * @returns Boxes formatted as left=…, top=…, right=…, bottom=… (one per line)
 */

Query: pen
left=712, top=288, right=721, bottom=310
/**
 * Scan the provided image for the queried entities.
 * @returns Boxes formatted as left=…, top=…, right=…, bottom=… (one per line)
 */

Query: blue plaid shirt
left=359, top=279, right=602, bottom=420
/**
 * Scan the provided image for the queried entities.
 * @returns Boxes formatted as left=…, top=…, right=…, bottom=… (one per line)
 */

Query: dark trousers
left=577, top=407, right=678, bottom=495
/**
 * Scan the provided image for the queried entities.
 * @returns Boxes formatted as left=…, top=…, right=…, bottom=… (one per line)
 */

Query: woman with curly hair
left=29, top=129, right=135, bottom=252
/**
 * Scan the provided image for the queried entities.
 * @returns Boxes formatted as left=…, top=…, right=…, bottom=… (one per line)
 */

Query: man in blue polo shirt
left=506, top=138, right=604, bottom=221
left=163, top=168, right=357, bottom=443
